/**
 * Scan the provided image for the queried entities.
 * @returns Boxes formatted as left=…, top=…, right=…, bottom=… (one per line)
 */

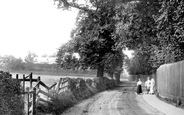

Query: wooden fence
left=157, top=60, right=184, bottom=103
left=16, top=73, right=70, bottom=115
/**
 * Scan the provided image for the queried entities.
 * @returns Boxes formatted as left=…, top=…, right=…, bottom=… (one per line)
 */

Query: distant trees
left=0, top=52, right=56, bottom=71
left=125, top=50, right=153, bottom=75
left=0, top=55, right=25, bottom=70
left=24, top=51, right=37, bottom=64
left=24, top=52, right=38, bottom=70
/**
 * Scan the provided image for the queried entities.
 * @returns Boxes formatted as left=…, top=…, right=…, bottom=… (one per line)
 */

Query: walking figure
left=149, top=78, right=155, bottom=94
left=136, top=78, right=142, bottom=94
left=145, top=77, right=151, bottom=94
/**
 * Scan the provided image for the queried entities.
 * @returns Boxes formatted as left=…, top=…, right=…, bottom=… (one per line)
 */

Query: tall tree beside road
left=55, top=0, right=124, bottom=80
left=55, top=0, right=184, bottom=76
left=114, top=0, right=162, bottom=74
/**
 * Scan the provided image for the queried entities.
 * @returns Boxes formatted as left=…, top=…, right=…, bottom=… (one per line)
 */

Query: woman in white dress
left=145, top=77, right=151, bottom=94
left=149, top=78, right=155, bottom=94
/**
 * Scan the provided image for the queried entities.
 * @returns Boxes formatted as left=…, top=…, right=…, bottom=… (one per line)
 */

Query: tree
left=24, top=51, right=38, bottom=64
left=127, top=48, right=153, bottom=75
left=156, top=0, right=184, bottom=65
left=55, top=0, right=124, bottom=80
left=114, top=0, right=162, bottom=74
left=24, top=51, right=38, bottom=70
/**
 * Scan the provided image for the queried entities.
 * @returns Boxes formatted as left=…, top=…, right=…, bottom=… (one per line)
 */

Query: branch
left=55, top=0, right=94, bottom=13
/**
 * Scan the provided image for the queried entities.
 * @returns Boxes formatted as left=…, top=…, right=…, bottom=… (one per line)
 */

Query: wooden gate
left=16, top=73, right=57, bottom=115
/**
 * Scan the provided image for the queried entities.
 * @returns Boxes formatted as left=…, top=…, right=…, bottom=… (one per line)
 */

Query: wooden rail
left=56, top=78, right=70, bottom=93
left=16, top=73, right=57, bottom=115
left=16, top=73, right=70, bottom=115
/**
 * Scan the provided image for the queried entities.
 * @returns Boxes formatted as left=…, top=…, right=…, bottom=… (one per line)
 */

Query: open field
left=8, top=69, right=97, bottom=77
left=11, top=72, right=95, bottom=87
left=10, top=72, right=93, bottom=99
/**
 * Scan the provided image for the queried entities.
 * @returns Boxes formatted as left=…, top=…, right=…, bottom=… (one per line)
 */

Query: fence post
left=16, top=74, right=19, bottom=79
left=25, top=87, right=29, bottom=115
left=32, top=88, right=37, bottom=115
left=30, top=73, right=33, bottom=89
left=37, top=76, right=41, bottom=89
left=57, top=78, right=62, bottom=92
left=23, top=74, right=25, bottom=92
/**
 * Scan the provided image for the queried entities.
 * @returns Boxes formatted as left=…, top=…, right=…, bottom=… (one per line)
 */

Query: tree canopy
left=55, top=0, right=184, bottom=76
left=55, top=0, right=124, bottom=80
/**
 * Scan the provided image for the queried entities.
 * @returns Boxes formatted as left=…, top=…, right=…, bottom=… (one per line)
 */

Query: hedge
left=0, top=71, right=24, bottom=115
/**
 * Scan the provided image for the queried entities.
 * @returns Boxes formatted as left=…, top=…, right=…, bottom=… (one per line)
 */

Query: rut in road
left=61, top=81, right=164, bottom=115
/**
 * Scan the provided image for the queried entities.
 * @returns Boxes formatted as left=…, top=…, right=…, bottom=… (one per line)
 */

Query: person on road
left=136, top=78, right=142, bottom=95
left=149, top=78, right=155, bottom=94
left=145, top=77, right=151, bottom=94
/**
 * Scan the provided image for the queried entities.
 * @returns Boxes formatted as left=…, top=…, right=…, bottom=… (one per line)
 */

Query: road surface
left=61, top=81, right=164, bottom=115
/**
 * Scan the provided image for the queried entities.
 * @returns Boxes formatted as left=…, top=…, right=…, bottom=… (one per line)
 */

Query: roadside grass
left=37, top=77, right=116, bottom=115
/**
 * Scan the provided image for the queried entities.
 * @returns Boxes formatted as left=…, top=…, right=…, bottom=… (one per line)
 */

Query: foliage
left=0, top=55, right=25, bottom=70
left=0, top=71, right=24, bottom=115
left=156, top=0, right=184, bottom=64
left=24, top=51, right=38, bottom=70
left=114, top=0, right=161, bottom=74
left=24, top=51, right=38, bottom=64
left=56, top=41, right=80, bottom=70
left=55, top=0, right=124, bottom=78
left=126, top=48, right=153, bottom=75
left=55, top=0, right=184, bottom=76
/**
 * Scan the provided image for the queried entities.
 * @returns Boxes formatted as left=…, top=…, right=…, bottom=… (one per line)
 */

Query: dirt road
left=61, top=81, right=164, bottom=115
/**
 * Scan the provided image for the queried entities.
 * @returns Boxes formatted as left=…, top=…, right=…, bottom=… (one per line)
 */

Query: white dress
left=149, top=79, right=155, bottom=94
left=145, top=80, right=151, bottom=89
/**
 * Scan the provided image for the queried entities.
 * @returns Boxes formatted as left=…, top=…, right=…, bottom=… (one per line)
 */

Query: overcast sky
left=0, top=0, right=78, bottom=58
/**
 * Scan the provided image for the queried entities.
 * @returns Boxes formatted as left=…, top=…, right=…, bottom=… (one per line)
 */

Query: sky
left=0, top=0, right=78, bottom=58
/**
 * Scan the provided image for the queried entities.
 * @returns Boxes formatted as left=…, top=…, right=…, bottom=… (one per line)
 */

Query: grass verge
left=37, top=76, right=116, bottom=115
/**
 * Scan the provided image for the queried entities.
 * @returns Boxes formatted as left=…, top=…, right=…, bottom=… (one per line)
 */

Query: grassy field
left=10, top=70, right=95, bottom=102
left=10, top=69, right=96, bottom=89
left=9, top=69, right=96, bottom=77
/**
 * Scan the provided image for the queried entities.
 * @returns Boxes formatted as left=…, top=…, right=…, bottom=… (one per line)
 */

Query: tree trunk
left=114, top=72, right=121, bottom=84
left=114, top=50, right=124, bottom=84
left=97, top=64, right=104, bottom=77
left=108, top=71, right=114, bottom=79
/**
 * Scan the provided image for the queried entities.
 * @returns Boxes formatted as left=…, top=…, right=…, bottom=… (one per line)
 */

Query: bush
left=69, top=78, right=93, bottom=100
left=0, top=71, right=24, bottom=115
left=37, top=90, right=77, bottom=115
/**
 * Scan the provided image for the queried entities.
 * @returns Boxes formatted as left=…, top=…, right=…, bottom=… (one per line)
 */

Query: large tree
left=114, top=0, right=162, bottom=74
left=55, top=0, right=124, bottom=81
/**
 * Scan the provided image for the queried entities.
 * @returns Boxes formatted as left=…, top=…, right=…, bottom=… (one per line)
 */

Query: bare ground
left=61, top=81, right=164, bottom=115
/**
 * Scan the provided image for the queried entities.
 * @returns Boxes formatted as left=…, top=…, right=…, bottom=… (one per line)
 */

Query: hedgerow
left=0, top=71, right=24, bottom=115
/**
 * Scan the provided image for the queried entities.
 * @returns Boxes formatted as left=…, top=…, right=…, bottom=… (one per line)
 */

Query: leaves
left=55, top=0, right=184, bottom=76
left=56, top=0, right=124, bottom=77
left=0, top=71, right=24, bottom=115
left=156, top=0, right=184, bottom=63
